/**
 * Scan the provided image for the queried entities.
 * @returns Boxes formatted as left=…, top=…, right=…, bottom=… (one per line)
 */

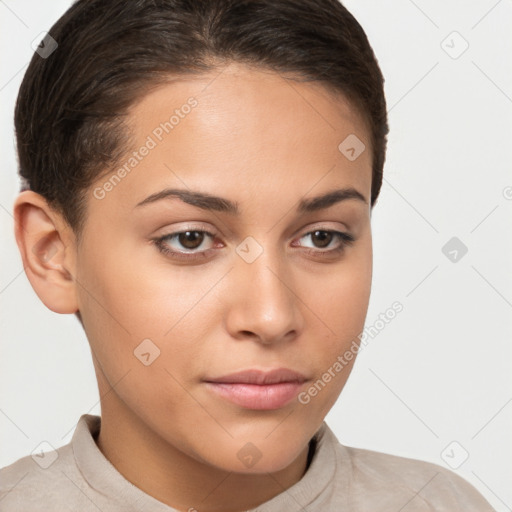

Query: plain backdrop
left=1, top=1, right=511, bottom=510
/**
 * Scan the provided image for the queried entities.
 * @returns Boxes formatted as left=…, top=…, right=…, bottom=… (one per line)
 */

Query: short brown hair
left=14, top=0, right=388, bottom=238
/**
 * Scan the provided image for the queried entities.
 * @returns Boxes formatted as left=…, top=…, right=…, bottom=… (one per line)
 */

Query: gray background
left=1, top=1, right=511, bottom=510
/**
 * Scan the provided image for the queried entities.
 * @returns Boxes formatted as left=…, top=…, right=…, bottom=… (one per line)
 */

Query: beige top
left=0, top=414, right=495, bottom=511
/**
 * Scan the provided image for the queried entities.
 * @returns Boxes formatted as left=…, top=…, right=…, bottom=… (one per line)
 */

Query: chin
left=206, top=438, right=306, bottom=475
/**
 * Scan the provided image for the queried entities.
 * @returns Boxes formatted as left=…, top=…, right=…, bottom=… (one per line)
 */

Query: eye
left=293, top=229, right=355, bottom=255
left=153, top=228, right=218, bottom=261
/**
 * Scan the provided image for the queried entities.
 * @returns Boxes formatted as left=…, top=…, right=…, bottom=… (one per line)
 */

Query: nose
left=224, top=245, right=304, bottom=345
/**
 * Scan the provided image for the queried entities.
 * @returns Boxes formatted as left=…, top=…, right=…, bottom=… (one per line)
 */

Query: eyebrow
left=134, top=187, right=367, bottom=214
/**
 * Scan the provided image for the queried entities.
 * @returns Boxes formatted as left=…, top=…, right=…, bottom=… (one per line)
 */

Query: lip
left=203, top=368, right=308, bottom=410
left=204, top=368, right=308, bottom=385
left=204, top=382, right=305, bottom=410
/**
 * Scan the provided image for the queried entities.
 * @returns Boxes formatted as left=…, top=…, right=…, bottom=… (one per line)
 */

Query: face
left=76, top=62, right=373, bottom=474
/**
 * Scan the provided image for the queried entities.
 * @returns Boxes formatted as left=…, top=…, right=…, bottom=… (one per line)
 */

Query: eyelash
left=152, top=226, right=355, bottom=262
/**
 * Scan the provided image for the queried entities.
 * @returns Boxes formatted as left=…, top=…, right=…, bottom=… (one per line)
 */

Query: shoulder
left=337, top=442, right=495, bottom=511
left=0, top=443, right=77, bottom=512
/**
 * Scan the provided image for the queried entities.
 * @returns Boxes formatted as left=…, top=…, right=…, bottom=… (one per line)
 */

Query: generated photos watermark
left=298, top=301, right=404, bottom=405
left=93, top=97, right=198, bottom=200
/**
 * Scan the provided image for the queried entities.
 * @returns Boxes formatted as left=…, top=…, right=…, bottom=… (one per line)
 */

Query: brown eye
left=154, top=229, right=217, bottom=259
left=293, top=229, right=355, bottom=255
left=178, top=231, right=205, bottom=250
left=310, top=230, right=333, bottom=248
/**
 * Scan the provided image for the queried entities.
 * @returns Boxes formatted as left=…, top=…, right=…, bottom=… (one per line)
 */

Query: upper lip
left=204, top=368, right=308, bottom=385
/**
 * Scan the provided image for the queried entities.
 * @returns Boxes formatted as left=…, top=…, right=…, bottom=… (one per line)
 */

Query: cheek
left=297, top=259, right=371, bottom=416
left=321, top=235, right=372, bottom=339
left=300, top=234, right=372, bottom=403
left=75, top=238, right=224, bottom=383
left=76, top=236, right=182, bottom=335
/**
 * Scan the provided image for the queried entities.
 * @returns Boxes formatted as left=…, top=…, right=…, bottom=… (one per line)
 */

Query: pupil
left=313, top=230, right=331, bottom=248
left=179, top=231, right=203, bottom=249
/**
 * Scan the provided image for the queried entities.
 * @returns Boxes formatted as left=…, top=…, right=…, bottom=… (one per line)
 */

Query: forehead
left=92, top=62, right=372, bottom=216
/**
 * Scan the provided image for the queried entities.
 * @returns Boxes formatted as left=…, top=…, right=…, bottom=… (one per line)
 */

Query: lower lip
left=204, top=381, right=304, bottom=410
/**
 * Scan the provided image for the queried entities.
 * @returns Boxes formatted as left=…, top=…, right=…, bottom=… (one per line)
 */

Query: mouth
left=203, top=368, right=308, bottom=410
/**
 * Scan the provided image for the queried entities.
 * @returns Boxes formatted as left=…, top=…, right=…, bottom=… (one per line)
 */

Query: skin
left=14, top=62, right=373, bottom=512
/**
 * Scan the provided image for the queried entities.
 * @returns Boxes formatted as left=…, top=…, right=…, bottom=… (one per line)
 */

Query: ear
left=13, top=190, right=79, bottom=314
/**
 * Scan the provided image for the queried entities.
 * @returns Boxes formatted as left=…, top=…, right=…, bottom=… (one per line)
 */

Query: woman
left=1, top=1, right=496, bottom=510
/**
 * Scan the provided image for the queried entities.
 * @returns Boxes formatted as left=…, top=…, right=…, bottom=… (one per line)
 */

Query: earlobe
left=13, top=190, right=79, bottom=314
